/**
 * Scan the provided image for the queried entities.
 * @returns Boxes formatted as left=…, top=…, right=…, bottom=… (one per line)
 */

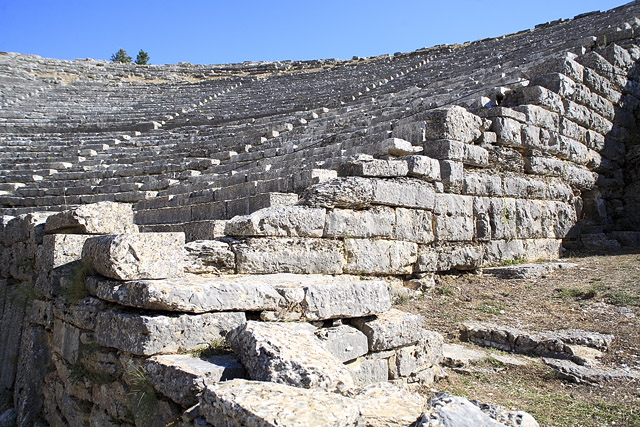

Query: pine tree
left=135, top=50, right=150, bottom=65
left=111, top=49, right=132, bottom=63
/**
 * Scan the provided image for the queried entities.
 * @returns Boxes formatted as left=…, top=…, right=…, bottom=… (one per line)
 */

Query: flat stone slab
left=183, top=240, right=235, bottom=274
left=145, top=354, right=246, bottom=407
left=95, top=309, right=245, bottom=356
left=228, top=321, right=354, bottom=392
left=482, top=262, right=577, bottom=279
left=82, top=232, right=185, bottom=280
left=200, top=379, right=364, bottom=427
left=352, top=308, right=425, bottom=351
left=442, top=343, right=530, bottom=368
left=543, top=358, right=640, bottom=384
left=420, top=393, right=505, bottom=427
left=460, top=322, right=613, bottom=361
left=45, top=202, right=138, bottom=234
left=86, top=275, right=285, bottom=313
left=353, top=382, right=425, bottom=426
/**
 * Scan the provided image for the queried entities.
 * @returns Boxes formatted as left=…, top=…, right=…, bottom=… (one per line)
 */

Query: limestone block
left=324, top=206, right=395, bottom=239
left=45, top=202, right=138, bottom=234
left=52, top=296, right=106, bottom=331
left=436, top=245, right=482, bottom=271
left=394, top=208, right=435, bottom=243
left=421, top=393, right=509, bottom=426
left=82, top=232, right=185, bottom=280
left=404, top=155, right=441, bottom=181
left=184, top=239, right=235, bottom=274
left=2, top=212, right=51, bottom=247
left=303, top=177, right=375, bottom=208
left=521, top=85, right=565, bottom=114
left=38, top=234, right=91, bottom=271
left=353, top=382, right=426, bottom=426
left=562, top=164, right=595, bottom=190
left=86, top=275, right=284, bottom=313
left=463, top=173, right=502, bottom=196
left=389, top=331, right=444, bottom=380
left=0, top=284, right=26, bottom=391
left=338, top=158, right=409, bottom=177
left=145, top=354, right=247, bottom=407
left=439, top=160, right=463, bottom=191
left=513, top=104, right=560, bottom=131
left=524, top=156, right=563, bottom=177
left=184, top=220, right=227, bottom=242
left=200, top=379, right=363, bottom=427
left=422, top=140, right=465, bottom=161
left=344, top=239, right=417, bottom=274
left=515, top=199, right=544, bottom=239
left=52, top=318, right=81, bottom=363
left=233, top=237, right=345, bottom=274
left=95, top=309, right=245, bottom=356
left=522, top=239, right=563, bottom=260
left=227, top=321, right=354, bottom=391
left=372, top=178, right=436, bottom=209
left=424, top=107, right=483, bottom=142
left=346, top=354, right=390, bottom=386
left=314, top=325, right=369, bottom=363
left=373, top=137, right=421, bottom=157
left=491, top=116, right=522, bottom=146
left=482, top=240, right=525, bottom=265
left=224, top=206, right=325, bottom=237
left=352, top=308, right=425, bottom=352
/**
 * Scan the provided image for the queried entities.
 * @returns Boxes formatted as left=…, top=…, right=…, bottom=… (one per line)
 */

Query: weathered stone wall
left=2, top=2, right=640, bottom=425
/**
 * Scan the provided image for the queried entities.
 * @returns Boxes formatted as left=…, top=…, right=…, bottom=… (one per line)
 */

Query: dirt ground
left=396, top=249, right=640, bottom=427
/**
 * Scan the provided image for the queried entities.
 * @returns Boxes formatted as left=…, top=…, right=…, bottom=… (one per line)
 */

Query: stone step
left=87, top=273, right=391, bottom=321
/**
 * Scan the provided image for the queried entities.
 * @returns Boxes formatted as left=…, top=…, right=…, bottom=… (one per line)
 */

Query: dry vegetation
left=397, top=249, right=640, bottom=427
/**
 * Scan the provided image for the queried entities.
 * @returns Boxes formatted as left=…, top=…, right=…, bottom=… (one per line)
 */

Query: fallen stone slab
left=228, top=321, right=354, bottom=392
left=442, top=343, right=530, bottom=369
left=470, top=400, right=539, bottom=427
left=352, top=308, right=426, bottom=352
left=543, top=358, right=640, bottom=384
left=419, top=393, right=507, bottom=426
left=86, top=275, right=284, bottom=313
left=460, top=322, right=612, bottom=362
left=82, top=232, right=185, bottom=280
left=95, top=309, right=245, bottom=356
left=145, top=354, right=246, bottom=407
left=183, top=240, right=235, bottom=274
left=352, top=382, right=425, bottom=426
left=200, top=379, right=364, bottom=427
left=45, top=202, right=138, bottom=234
left=482, top=262, right=577, bottom=279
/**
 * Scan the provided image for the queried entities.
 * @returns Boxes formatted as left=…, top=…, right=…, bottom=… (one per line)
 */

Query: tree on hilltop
left=135, top=50, right=150, bottom=65
left=111, top=49, right=132, bottom=63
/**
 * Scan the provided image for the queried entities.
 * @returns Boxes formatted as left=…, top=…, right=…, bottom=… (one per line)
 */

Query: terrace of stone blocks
left=1, top=1, right=640, bottom=426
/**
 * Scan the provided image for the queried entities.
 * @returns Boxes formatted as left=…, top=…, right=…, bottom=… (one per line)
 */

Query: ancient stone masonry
left=2, top=2, right=640, bottom=426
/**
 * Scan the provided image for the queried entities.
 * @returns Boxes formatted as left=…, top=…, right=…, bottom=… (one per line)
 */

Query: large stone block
left=228, top=321, right=354, bottom=392
left=233, top=237, right=345, bottom=274
left=345, top=354, right=390, bottom=386
left=338, top=158, right=409, bottom=177
left=45, top=202, right=138, bottom=234
left=314, top=325, right=369, bottom=363
left=183, top=239, right=235, bottom=274
left=323, top=206, right=395, bottom=239
left=38, top=234, right=91, bottom=271
left=372, top=178, right=436, bottom=209
left=344, top=239, right=418, bottom=274
left=95, top=309, right=245, bottom=356
left=396, top=106, right=482, bottom=144
left=82, top=232, right=185, bottom=280
left=394, top=208, right=435, bottom=243
left=270, top=274, right=392, bottom=320
left=200, top=379, right=363, bottom=427
left=86, top=275, right=284, bottom=313
left=404, top=155, right=441, bottom=182
left=145, top=354, right=246, bottom=407
left=353, top=382, right=426, bottom=426
left=302, top=177, right=375, bottom=208
left=352, top=308, right=426, bottom=352
left=224, top=206, right=326, bottom=237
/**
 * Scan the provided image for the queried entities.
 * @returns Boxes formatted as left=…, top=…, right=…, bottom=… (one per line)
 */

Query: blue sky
left=0, top=1, right=629, bottom=65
